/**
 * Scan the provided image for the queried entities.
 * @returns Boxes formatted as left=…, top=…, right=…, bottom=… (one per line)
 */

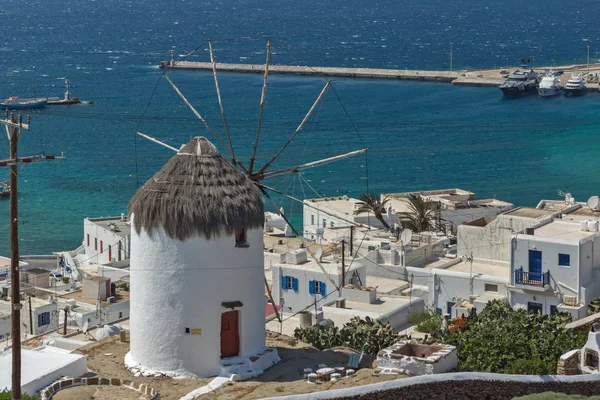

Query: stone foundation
left=557, top=350, right=581, bottom=375
left=39, top=376, right=159, bottom=400
left=376, top=340, right=457, bottom=375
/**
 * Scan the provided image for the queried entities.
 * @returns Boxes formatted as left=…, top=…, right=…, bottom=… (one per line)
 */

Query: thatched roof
left=128, top=137, right=264, bottom=241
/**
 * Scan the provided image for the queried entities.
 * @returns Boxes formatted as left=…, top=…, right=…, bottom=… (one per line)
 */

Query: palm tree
left=396, top=194, right=441, bottom=233
left=353, top=192, right=391, bottom=230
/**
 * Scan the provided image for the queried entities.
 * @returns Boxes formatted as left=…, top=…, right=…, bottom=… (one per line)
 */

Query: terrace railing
left=515, top=267, right=550, bottom=287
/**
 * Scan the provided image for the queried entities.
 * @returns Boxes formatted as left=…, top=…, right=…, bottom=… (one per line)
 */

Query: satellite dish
left=314, top=248, right=323, bottom=261
left=400, top=229, right=413, bottom=244
left=82, top=321, right=89, bottom=334
left=588, top=196, right=600, bottom=212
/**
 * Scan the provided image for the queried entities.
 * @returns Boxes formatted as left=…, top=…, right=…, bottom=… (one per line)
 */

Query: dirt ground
left=78, top=331, right=408, bottom=400
left=196, top=331, right=407, bottom=400
left=76, top=337, right=210, bottom=400
left=53, top=385, right=151, bottom=400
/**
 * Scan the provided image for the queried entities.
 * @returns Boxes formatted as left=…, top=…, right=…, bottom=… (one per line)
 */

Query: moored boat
left=564, top=74, right=587, bottom=97
left=0, top=95, right=47, bottom=110
left=537, top=74, right=563, bottom=97
left=499, top=69, right=540, bottom=97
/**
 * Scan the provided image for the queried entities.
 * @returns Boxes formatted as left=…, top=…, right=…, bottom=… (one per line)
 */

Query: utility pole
left=341, top=240, right=346, bottom=295
left=63, top=307, right=68, bottom=335
left=28, top=296, right=33, bottom=335
left=349, top=226, right=354, bottom=259
left=7, top=113, right=26, bottom=400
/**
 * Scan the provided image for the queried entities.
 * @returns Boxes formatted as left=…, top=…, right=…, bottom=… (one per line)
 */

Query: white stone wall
left=128, top=219, right=266, bottom=378
left=457, top=215, right=541, bottom=261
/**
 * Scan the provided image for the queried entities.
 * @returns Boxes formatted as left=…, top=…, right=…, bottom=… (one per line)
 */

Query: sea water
left=1, top=0, right=600, bottom=254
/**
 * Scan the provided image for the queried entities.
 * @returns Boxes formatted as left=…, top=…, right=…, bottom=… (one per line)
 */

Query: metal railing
left=515, top=267, right=550, bottom=287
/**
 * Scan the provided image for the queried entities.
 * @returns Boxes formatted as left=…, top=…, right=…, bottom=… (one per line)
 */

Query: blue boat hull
left=0, top=99, right=47, bottom=110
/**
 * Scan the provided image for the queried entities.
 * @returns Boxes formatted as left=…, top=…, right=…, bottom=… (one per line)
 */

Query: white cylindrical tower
left=126, top=137, right=266, bottom=378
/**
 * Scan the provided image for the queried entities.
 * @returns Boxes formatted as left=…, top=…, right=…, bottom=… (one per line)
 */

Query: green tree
left=396, top=194, right=441, bottom=233
left=408, top=308, right=443, bottom=334
left=439, top=300, right=587, bottom=375
left=354, top=192, right=391, bottom=230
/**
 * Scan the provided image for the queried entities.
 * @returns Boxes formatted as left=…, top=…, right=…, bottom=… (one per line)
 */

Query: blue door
left=529, top=250, right=542, bottom=275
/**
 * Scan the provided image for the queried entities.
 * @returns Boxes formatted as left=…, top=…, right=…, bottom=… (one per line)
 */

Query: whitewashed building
left=508, top=215, right=600, bottom=319
left=303, top=196, right=395, bottom=241
left=126, top=137, right=277, bottom=379
left=386, top=188, right=513, bottom=233
left=82, top=216, right=131, bottom=265
left=0, top=296, right=59, bottom=337
left=271, top=250, right=366, bottom=314
left=359, top=248, right=509, bottom=318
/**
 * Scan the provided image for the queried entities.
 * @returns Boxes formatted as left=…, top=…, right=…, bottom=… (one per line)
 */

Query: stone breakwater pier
left=159, top=60, right=502, bottom=87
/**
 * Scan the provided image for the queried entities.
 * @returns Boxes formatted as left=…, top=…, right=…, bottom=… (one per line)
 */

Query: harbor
left=160, top=59, right=600, bottom=90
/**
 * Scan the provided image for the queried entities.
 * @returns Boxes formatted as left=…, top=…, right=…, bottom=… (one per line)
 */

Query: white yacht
left=537, top=74, right=563, bottom=97
left=564, top=74, right=587, bottom=97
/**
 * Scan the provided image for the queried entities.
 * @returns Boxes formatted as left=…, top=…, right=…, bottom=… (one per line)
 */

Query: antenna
left=400, top=229, right=413, bottom=244
left=82, top=320, right=89, bottom=334
left=314, top=247, right=323, bottom=262
left=587, top=196, right=600, bottom=212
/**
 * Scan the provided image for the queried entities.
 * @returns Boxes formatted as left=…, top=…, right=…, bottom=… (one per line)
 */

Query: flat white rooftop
left=385, top=188, right=512, bottom=212
left=445, top=259, right=510, bottom=279
left=275, top=259, right=361, bottom=274
left=365, top=276, right=409, bottom=294
left=0, top=346, right=87, bottom=394
left=531, top=220, right=598, bottom=242
left=303, top=196, right=360, bottom=218
left=343, top=295, right=416, bottom=314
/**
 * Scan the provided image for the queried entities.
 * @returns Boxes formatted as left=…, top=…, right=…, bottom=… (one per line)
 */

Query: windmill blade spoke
left=162, top=73, right=234, bottom=160
left=259, top=185, right=340, bottom=292
left=257, top=80, right=331, bottom=176
left=208, top=39, right=239, bottom=167
left=258, top=183, right=369, bottom=229
left=135, top=131, right=180, bottom=152
left=249, top=37, right=272, bottom=174
left=261, top=148, right=367, bottom=180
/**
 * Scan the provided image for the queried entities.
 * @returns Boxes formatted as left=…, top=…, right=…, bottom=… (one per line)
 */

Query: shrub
left=439, top=300, right=587, bottom=375
left=117, top=282, right=130, bottom=292
left=0, top=390, right=39, bottom=400
left=294, top=316, right=400, bottom=355
left=588, top=297, right=600, bottom=315
left=408, top=308, right=443, bottom=334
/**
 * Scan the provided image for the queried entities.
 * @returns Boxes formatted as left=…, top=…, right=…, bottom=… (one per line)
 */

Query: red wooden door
left=220, top=310, right=239, bottom=358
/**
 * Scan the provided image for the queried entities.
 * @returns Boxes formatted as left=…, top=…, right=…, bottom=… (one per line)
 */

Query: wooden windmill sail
left=136, top=37, right=368, bottom=295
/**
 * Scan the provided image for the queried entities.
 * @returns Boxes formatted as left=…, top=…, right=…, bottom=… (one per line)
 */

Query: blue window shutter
left=281, top=275, right=287, bottom=289
left=45, top=312, right=50, bottom=325
left=37, top=313, right=42, bottom=327
left=309, top=280, right=315, bottom=295
left=292, top=278, right=299, bottom=292
left=321, top=282, right=327, bottom=295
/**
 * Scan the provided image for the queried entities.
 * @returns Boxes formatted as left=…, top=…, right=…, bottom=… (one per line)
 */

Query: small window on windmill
left=235, top=227, right=249, bottom=248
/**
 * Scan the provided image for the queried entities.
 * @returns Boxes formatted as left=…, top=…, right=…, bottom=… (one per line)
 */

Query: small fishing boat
left=0, top=181, right=10, bottom=198
left=0, top=95, right=47, bottom=110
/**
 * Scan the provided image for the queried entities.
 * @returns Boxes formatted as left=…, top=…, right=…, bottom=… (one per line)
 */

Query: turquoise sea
left=2, top=0, right=600, bottom=255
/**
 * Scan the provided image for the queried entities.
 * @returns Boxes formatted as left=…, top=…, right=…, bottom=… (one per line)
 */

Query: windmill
left=136, top=38, right=368, bottom=295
